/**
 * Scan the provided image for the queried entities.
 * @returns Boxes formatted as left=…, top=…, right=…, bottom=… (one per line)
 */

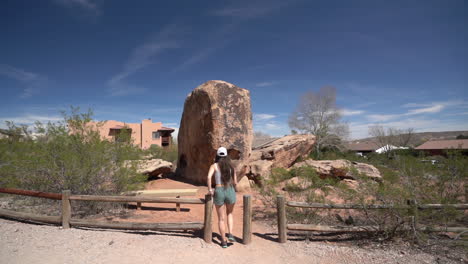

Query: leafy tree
left=288, top=86, right=349, bottom=158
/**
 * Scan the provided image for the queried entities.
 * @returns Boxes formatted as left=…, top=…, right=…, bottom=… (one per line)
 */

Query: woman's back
left=214, top=163, right=223, bottom=185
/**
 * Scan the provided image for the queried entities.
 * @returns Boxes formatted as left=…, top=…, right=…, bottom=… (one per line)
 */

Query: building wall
left=87, top=119, right=166, bottom=149
left=141, top=119, right=163, bottom=149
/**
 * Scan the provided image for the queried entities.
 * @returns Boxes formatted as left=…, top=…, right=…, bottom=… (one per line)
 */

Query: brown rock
left=293, top=159, right=382, bottom=181
left=342, top=179, right=359, bottom=190
left=127, top=159, right=173, bottom=177
left=253, top=135, right=315, bottom=168
left=246, top=135, right=315, bottom=183
left=235, top=176, right=253, bottom=193
left=352, top=162, right=381, bottom=181
left=246, top=159, right=273, bottom=185
left=281, top=176, right=311, bottom=191
left=177, top=80, right=253, bottom=184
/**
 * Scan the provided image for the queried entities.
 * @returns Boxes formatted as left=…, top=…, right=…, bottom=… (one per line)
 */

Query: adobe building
left=87, top=119, right=175, bottom=149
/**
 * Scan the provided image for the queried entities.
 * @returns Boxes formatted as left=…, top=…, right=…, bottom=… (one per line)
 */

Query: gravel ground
left=1, top=218, right=460, bottom=264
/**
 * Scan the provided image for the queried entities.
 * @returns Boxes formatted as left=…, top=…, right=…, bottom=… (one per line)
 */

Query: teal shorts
left=214, top=186, right=236, bottom=205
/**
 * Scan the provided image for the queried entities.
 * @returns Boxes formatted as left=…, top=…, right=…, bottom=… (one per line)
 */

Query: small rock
left=108, top=240, right=114, bottom=245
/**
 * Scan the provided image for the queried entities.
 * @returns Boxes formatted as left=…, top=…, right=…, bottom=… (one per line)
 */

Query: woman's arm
left=233, top=167, right=238, bottom=192
left=233, top=170, right=238, bottom=184
left=207, top=164, right=214, bottom=195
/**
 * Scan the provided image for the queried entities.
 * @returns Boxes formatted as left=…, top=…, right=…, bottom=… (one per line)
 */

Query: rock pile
left=293, top=159, right=382, bottom=181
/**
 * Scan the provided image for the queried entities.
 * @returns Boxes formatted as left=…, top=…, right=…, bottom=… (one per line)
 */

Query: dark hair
left=215, top=156, right=234, bottom=187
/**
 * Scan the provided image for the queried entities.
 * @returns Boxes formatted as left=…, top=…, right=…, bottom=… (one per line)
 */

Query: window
left=152, top=132, right=160, bottom=139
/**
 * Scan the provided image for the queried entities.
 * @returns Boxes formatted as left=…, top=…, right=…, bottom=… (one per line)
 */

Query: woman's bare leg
left=215, top=204, right=226, bottom=243
left=226, top=203, right=235, bottom=235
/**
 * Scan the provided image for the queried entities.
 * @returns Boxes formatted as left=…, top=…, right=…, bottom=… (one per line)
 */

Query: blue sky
left=1, top=0, right=467, bottom=139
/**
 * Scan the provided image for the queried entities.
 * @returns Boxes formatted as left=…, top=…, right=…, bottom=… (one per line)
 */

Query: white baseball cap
left=217, top=147, right=227, bottom=157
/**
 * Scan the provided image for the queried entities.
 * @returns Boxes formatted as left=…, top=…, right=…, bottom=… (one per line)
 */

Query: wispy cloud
left=0, top=64, right=48, bottom=98
left=350, top=100, right=468, bottom=139
left=0, top=114, right=62, bottom=128
left=254, top=113, right=276, bottom=121
left=254, top=120, right=289, bottom=136
left=255, top=81, right=276, bottom=87
left=173, top=1, right=293, bottom=72
left=366, top=101, right=457, bottom=122
left=212, top=0, right=294, bottom=20
left=349, top=117, right=468, bottom=140
left=107, top=24, right=182, bottom=96
left=172, top=23, right=237, bottom=73
left=366, top=114, right=399, bottom=122
left=252, top=112, right=289, bottom=136
left=341, top=109, right=365, bottom=116
left=406, top=104, right=444, bottom=115
left=172, top=46, right=222, bottom=73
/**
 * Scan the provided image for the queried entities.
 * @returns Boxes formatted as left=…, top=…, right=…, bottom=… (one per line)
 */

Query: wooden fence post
left=242, top=195, right=252, bottom=245
left=203, top=194, right=213, bottom=243
left=277, top=195, right=287, bottom=243
left=176, top=196, right=181, bottom=212
left=62, top=190, right=71, bottom=229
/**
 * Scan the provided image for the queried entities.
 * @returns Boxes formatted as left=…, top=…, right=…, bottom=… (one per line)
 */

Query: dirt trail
left=118, top=178, right=261, bottom=240
left=0, top=178, right=459, bottom=263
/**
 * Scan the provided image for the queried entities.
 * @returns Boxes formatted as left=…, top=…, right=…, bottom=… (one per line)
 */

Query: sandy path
left=0, top=179, right=459, bottom=263
left=1, top=218, right=444, bottom=264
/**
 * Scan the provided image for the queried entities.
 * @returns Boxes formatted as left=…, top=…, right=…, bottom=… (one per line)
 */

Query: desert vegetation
left=0, top=108, right=147, bottom=193
left=0, top=108, right=154, bottom=215
left=257, top=148, right=467, bottom=245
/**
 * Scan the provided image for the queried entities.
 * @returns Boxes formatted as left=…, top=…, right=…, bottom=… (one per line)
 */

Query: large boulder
left=177, top=80, right=253, bottom=184
left=293, top=159, right=382, bottom=181
left=246, top=134, right=316, bottom=183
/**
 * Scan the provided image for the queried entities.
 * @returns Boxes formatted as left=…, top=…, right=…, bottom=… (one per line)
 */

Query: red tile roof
left=415, top=139, right=468, bottom=150
left=345, top=141, right=379, bottom=151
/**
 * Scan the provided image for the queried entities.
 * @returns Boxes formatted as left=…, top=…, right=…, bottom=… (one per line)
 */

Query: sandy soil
left=0, top=178, right=464, bottom=264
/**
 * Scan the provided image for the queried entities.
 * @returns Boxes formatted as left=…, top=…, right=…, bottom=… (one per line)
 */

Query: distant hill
left=349, top=130, right=468, bottom=147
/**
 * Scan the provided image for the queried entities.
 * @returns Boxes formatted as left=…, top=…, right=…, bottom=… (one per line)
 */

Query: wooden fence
left=0, top=188, right=253, bottom=245
left=277, top=195, right=468, bottom=243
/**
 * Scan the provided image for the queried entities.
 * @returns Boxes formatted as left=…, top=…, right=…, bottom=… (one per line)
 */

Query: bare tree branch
left=288, top=86, right=349, bottom=158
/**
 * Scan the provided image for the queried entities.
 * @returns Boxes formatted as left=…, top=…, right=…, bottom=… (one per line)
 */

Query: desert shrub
left=312, top=149, right=373, bottom=164
left=258, top=151, right=467, bottom=242
left=0, top=108, right=146, bottom=214
left=146, top=143, right=178, bottom=162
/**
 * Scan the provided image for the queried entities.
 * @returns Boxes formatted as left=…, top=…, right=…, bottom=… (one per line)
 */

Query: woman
left=207, top=147, right=238, bottom=248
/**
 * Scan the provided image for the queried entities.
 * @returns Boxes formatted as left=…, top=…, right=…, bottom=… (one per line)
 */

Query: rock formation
left=293, top=159, right=382, bottom=181
left=177, top=80, right=253, bottom=184
left=127, top=159, right=173, bottom=177
left=246, top=134, right=316, bottom=184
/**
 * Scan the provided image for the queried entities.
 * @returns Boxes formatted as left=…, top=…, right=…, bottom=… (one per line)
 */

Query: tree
left=368, top=125, right=415, bottom=156
left=288, top=86, right=349, bottom=158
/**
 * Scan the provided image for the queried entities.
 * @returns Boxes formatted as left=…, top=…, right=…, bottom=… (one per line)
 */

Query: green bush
left=145, top=143, right=178, bottom=162
left=0, top=107, right=146, bottom=197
